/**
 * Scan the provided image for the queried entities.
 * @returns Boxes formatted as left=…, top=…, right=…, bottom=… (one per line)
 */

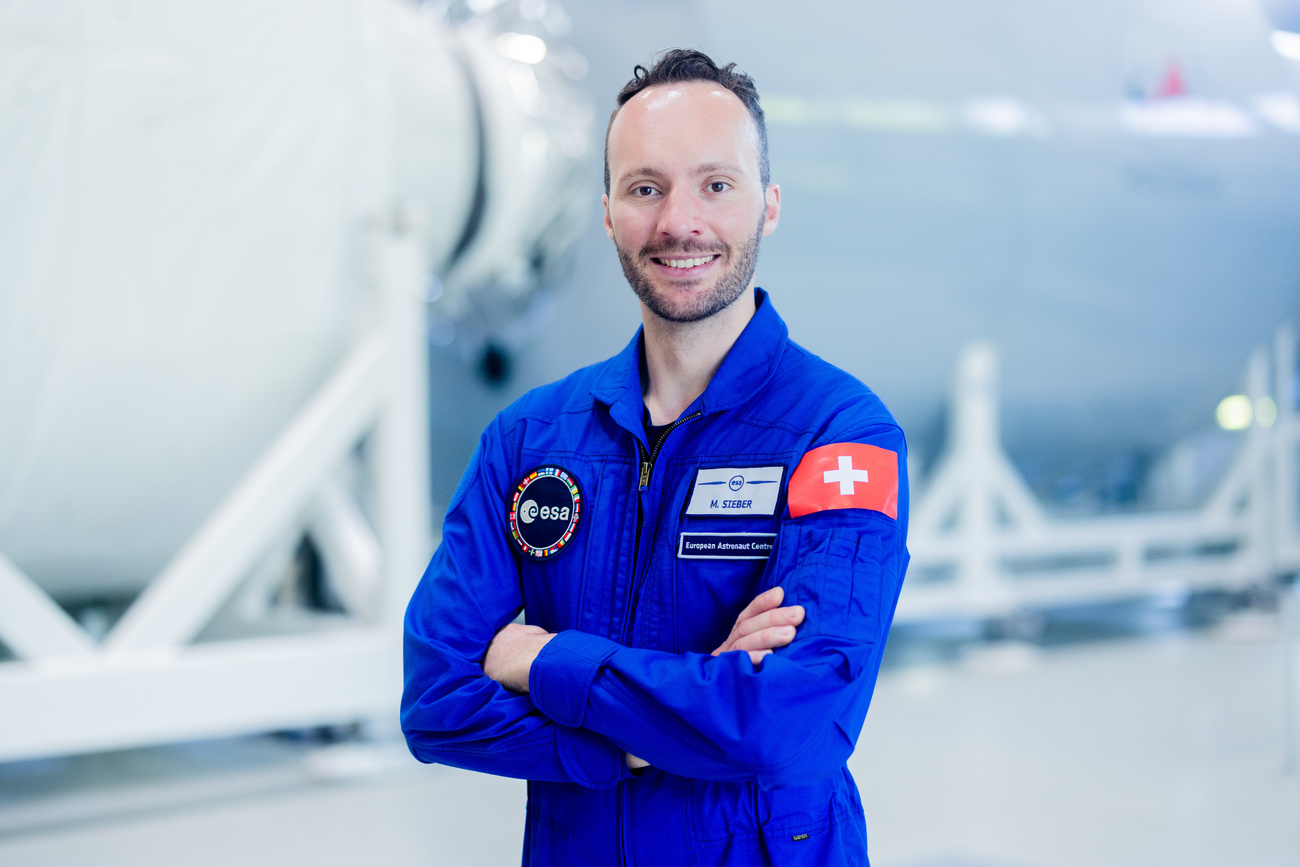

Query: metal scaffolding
left=901, top=326, right=1300, bottom=621
left=0, top=221, right=432, bottom=763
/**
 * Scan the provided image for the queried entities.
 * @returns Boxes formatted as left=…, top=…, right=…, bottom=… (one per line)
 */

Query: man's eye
left=633, top=186, right=657, bottom=197
left=708, top=181, right=729, bottom=193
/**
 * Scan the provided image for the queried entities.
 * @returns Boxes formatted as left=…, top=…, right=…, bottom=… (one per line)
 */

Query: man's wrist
left=516, top=632, right=555, bottom=693
left=483, top=624, right=556, bottom=693
left=527, top=630, right=623, bottom=728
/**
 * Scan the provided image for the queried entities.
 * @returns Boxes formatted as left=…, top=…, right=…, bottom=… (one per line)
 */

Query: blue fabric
left=403, top=289, right=910, bottom=866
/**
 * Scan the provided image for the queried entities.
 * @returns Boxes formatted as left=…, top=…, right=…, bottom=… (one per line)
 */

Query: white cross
left=823, top=455, right=869, bottom=495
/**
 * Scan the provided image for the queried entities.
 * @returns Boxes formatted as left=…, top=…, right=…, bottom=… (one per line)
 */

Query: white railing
left=0, top=219, right=432, bottom=763
left=899, top=326, right=1299, bottom=621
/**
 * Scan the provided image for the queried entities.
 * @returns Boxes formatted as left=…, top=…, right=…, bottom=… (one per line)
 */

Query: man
left=402, top=49, right=909, bottom=866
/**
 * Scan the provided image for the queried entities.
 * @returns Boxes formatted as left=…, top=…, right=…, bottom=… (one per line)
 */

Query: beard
left=615, top=212, right=766, bottom=323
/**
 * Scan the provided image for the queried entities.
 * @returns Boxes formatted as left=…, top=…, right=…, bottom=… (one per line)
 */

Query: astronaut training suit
left=402, top=289, right=910, bottom=866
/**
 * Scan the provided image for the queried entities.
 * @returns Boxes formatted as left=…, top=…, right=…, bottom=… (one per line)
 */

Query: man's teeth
left=661, top=256, right=715, bottom=268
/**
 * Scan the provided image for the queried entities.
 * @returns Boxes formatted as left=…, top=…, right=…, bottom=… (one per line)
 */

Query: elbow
left=730, top=690, right=859, bottom=789
left=399, top=700, right=446, bottom=763
left=399, top=673, right=472, bottom=758
left=749, top=726, right=855, bottom=790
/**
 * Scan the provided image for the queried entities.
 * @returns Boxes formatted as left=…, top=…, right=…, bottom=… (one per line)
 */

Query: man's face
left=603, top=82, right=780, bottom=323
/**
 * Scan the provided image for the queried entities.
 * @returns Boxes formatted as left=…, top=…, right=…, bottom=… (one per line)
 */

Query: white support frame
left=898, top=326, right=1300, bottom=621
left=0, top=221, right=432, bottom=763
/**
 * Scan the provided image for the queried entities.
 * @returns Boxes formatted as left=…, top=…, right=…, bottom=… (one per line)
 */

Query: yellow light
left=1216, top=395, right=1253, bottom=430
left=1256, top=396, right=1278, bottom=428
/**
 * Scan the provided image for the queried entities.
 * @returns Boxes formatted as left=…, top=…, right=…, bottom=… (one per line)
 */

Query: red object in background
left=787, top=442, right=899, bottom=520
left=1154, top=61, right=1186, bottom=98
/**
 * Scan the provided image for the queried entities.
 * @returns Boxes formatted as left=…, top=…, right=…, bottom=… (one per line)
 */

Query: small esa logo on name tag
left=684, top=466, right=784, bottom=517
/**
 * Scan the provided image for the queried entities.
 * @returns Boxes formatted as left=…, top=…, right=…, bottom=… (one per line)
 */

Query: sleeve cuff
left=554, top=725, right=632, bottom=788
left=529, top=629, right=621, bottom=727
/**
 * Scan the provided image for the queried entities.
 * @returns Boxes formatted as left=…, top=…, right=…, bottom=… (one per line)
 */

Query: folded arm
left=524, top=506, right=907, bottom=790
left=401, top=424, right=632, bottom=789
left=483, top=586, right=805, bottom=770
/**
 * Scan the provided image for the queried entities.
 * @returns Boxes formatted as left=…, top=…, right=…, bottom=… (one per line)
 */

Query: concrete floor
left=1, top=619, right=1298, bottom=867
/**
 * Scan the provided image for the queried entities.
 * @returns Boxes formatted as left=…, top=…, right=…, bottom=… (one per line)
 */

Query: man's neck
left=641, top=287, right=757, bottom=426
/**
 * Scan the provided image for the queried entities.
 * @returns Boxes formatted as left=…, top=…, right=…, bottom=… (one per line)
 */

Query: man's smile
left=652, top=255, right=720, bottom=269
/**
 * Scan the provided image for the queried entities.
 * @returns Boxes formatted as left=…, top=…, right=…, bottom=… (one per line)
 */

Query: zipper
left=637, top=409, right=702, bottom=493
left=624, top=409, right=702, bottom=643
left=618, top=408, right=702, bottom=867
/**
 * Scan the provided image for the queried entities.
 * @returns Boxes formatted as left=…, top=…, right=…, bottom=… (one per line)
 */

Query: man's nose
left=655, top=186, right=704, bottom=238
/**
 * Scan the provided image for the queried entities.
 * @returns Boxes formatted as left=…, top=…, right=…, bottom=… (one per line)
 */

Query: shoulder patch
left=508, top=466, right=582, bottom=559
left=787, top=442, right=898, bottom=519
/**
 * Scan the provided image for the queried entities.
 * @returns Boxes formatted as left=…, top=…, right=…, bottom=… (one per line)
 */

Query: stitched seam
left=415, top=733, right=553, bottom=758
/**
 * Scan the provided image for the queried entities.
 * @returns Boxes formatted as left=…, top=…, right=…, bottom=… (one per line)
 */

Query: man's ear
left=761, top=184, right=781, bottom=237
left=603, top=194, right=615, bottom=241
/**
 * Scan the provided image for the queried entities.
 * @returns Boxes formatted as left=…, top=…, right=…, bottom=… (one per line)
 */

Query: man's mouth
left=651, top=255, right=720, bottom=269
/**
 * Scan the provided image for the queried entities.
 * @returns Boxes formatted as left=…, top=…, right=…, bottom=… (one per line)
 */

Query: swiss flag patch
left=787, top=442, right=898, bottom=520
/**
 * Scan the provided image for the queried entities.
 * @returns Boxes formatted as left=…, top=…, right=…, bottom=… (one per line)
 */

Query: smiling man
left=402, top=50, right=910, bottom=866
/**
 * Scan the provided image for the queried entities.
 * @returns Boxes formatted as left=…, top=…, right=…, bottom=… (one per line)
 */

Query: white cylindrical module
left=0, top=0, right=587, bottom=602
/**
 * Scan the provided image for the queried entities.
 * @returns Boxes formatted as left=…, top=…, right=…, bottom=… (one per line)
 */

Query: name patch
left=684, top=466, right=784, bottom=517
left=677, top=533, right=776, bottom=560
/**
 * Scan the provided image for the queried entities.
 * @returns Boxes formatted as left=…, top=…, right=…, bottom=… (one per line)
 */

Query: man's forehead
left=630, top=82, right=738, bottom=111
left=609, top=81, right=760, bottom=176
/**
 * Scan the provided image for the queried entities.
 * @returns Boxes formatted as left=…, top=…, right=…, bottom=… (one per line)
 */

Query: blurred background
left=2, top=0, right=1299, bottom=864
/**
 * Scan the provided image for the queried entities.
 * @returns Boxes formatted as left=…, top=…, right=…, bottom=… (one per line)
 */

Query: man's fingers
left=729, top=624, right=797, bottom=653
left=730, top=604, right=804, bottom=641
left=730, top=585, right=784, bottom=627
left=711, top=589, right=802, bottom=657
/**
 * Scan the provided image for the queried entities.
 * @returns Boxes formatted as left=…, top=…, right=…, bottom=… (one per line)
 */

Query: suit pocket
left=756, top=767, right=859, bottom=838
left=526, top=780, right=572, bottom=836
left=779, top=524, right=883, bottom=640
left=681, top=777, right=760, bottom=847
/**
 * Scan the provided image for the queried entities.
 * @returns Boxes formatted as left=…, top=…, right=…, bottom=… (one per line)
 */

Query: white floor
left=1, top=620, right=1298, bottom=867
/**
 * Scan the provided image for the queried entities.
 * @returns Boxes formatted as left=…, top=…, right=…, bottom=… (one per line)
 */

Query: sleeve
left=400, top=416, right=632, bottom=789
left=527, top=422, right=910, bottom=791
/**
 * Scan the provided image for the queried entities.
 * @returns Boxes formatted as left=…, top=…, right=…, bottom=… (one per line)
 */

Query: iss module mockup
left=0, top=0, right=593, bottom=603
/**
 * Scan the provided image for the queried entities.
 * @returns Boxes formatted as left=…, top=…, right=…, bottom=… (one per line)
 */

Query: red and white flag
left=787, top=442, right=898, bottom=520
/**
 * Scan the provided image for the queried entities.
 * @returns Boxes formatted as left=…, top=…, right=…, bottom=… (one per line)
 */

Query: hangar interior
left=1, top=0, right=1299, bottom=864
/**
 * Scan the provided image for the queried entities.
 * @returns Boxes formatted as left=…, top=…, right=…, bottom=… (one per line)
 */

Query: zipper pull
left=639, top=460, right=651, bottom=489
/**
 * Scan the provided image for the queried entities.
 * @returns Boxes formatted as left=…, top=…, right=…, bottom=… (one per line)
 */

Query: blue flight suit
left=403, top=288, right=909, bottom=865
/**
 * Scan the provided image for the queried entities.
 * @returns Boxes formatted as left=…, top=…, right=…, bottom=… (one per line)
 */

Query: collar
left=591, top=287, right=790, bottom=439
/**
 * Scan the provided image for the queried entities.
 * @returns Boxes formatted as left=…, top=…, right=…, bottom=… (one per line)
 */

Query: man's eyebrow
left=619, top=167, right=668, bottom=183
left=693, top=162, right=743, bottom=176
left=617, top=163, right=745, bottom=184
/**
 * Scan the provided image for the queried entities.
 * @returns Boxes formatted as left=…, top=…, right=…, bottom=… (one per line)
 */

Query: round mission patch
left=508, top=466, right=582, bottom=560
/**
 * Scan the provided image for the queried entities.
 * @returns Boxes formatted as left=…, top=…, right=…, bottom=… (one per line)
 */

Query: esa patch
left=684, top=466, right=784, bottom=517
left=508, top=466, right=582, bottom=560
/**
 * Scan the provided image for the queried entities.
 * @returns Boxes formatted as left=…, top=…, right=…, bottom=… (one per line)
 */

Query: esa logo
left=728, top=475, right=744, bottom=491
left=518, top=499, right=571, bottom=523
left=508, top=466, right=582, bottom=560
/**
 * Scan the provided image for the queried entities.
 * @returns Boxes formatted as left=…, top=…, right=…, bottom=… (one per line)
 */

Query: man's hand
left=483, top=623, right=555, bottom=693
left=712, top=585, right=804, bottom=666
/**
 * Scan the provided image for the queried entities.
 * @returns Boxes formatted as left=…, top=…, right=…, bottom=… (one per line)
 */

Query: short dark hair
left=603, top=49, right=769, bottom=194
